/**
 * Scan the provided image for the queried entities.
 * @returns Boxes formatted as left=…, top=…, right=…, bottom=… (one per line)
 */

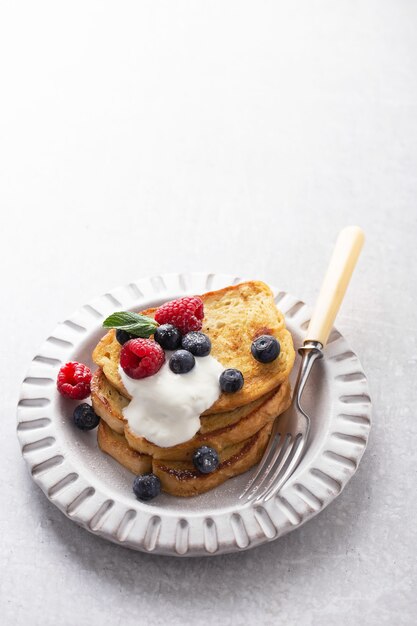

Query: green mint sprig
left=102, top=311, right=159, bottom=338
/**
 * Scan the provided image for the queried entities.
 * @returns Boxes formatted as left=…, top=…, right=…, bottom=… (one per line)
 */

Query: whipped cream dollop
left=119, top=352, right=224, bottom=447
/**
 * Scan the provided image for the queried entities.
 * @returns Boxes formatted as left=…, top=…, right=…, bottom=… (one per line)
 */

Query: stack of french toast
left=91, top=281, right=295, bottom=497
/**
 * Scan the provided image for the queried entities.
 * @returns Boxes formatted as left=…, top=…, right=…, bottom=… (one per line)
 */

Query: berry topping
left=251, top=335, right=281, bottom=363
left=57, top=362, right=92, bottom=400
left=193, top=446, right=219, bottom=474
left=169, top=349, right=195, bottom=374
left=120, top=338, right=165, bottom=379
left=154, top=324, right=182, bottom=350
left=72, top=403, right=100, bottom=430
left=219, top=368, right=244, bottom=393
left=154, top=296, right=204, bottom=335
left=133, top=473, right=161, bottom=501
left=116, top=329, right=134, bottom=345
left=181, top=331, right=211, bottom=357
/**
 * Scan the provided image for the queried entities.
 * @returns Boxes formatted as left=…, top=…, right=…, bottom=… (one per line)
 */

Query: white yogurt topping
left=119, top=352, right=224, bottom=447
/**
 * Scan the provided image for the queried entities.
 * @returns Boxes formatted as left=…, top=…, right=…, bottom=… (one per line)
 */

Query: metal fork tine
left=239, top=421, right=282, bottom=500
left=245, top=433, right=292, bottom=502
left=258, top=435, right=305, bottom=503
left=239, top=427, right=282, bottom=500
left=251, top=434, right=295, bottom=503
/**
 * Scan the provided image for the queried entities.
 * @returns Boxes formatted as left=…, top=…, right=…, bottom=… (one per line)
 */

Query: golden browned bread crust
left=97, top=420, right=152, bottom=475
left=92, top=280, right=295, bottom=412
left=153, top=422, right=273, bottom=497
left=98, top=419, right=273, bottom=497
left=91, top=369, right=128, bottom=434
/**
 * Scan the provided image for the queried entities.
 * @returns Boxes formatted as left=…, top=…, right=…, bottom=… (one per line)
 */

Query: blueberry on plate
left=116, top=329, right=134, bottom=345
left=154, top=324, right=182, bottom=350
left=192, top=446, right=219, bottom=474
left=133, top=473, right=161, bottom=501
left=72, top=403, right=100, bottom=430
left=251, top=335, right=280, bottom=363
left=169, top=349, right=195, bottom=374
left=181, top=331, right=211, bottom=356
left=219, top=368, right=244, bottom=393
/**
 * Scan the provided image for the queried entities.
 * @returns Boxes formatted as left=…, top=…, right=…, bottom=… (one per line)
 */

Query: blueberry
left=72, top=403, right=100, bottom=430
left=251, top=335, right=280, bottom=363
left=181, top=331, right=211, bottom=356
left=193, top=446, right=219, bottom=474
left=219, top=368, right=244, bottom=393
left=132, top=473, right=161, bottom=501
left=154, top=324, right=182, bottom=350
left=169, top=350, right=195, bottom=374
left=116, top=329, right=134, bottom=345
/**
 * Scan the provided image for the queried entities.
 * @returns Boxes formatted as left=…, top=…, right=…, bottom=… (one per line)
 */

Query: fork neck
left=294, top=340, right=324, bottom=400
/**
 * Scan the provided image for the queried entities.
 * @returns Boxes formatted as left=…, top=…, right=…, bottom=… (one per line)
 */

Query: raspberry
left=57, top=362, right=92, bottom=400
left=120, top=338, right=165, bottom=379
left=154, top=296, right=204, bottom=335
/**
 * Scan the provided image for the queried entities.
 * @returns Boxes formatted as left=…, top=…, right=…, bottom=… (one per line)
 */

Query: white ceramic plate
left=16, top=273, right=371, bottom=556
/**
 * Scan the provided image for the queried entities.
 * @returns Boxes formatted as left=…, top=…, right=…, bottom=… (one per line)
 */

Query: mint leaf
left=102, top=311, right=158, bottom=338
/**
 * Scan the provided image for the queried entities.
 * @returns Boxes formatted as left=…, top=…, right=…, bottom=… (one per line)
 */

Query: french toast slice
left=91, top=368, right=291, bottom=461
left=98, top=420, right=152, bottom=474
left=153, top=423, right=273, bottom=497
left=90, top=369, right=130, bottom=435
left=91, top=369, right=128, bottom=434
left=92, top=281, right=295, bottom=413
left=98, top=419, right=273, bottom=497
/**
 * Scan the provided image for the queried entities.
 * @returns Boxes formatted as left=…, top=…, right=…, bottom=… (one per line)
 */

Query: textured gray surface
left=1, top=1, right=417, bottom=624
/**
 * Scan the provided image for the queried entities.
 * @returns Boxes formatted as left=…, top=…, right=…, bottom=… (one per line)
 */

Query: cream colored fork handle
left=305, top=225, right=365, bottom=346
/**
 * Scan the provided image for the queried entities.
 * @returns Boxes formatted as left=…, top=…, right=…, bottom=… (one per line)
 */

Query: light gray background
left=1, top=1, right=416, bottom=625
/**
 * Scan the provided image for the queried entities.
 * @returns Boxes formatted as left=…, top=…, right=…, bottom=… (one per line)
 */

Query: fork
left=240, top=225, right=365, bottom=504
